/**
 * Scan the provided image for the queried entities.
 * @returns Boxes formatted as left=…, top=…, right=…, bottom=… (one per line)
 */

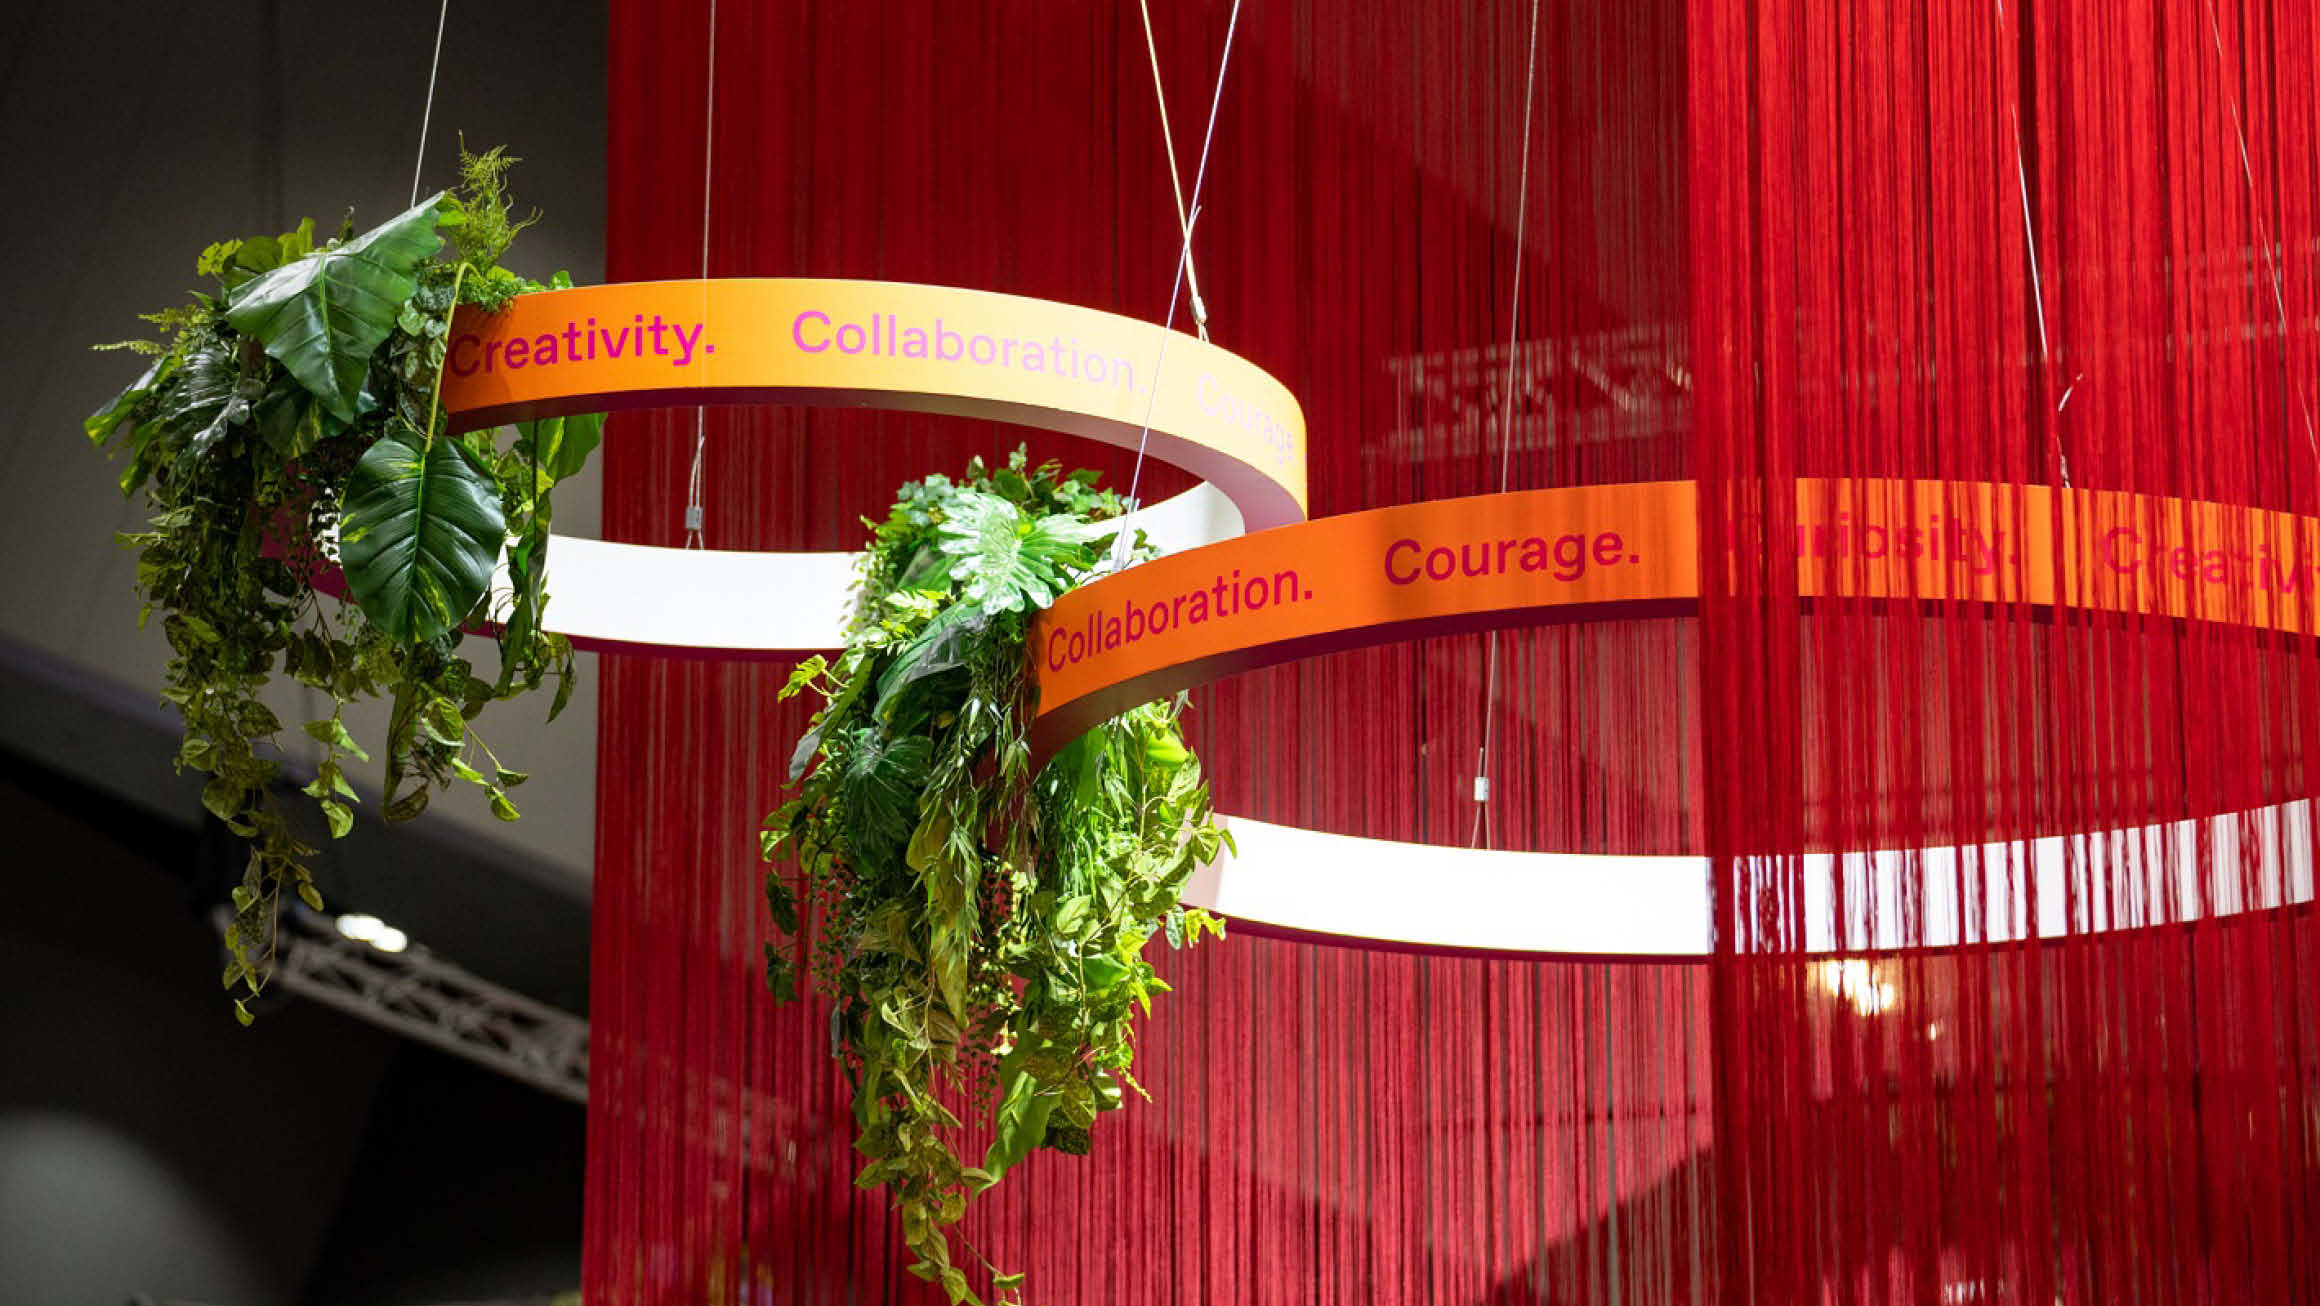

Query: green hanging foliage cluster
left=764, top=452, right=1229, bottom=1304
left=87, top=147, right=600, bottom=1023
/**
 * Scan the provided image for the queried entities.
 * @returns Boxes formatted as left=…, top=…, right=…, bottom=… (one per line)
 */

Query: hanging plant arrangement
left=86, top=147, right=600, bottom=1022
left=764, top=451, right=1229, bottom=1305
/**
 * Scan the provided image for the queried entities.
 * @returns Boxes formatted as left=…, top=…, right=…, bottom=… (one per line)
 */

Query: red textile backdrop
left=1693, top=1, right=2320, bottom=1303
left=590, top=2, right=2320, bottom=1302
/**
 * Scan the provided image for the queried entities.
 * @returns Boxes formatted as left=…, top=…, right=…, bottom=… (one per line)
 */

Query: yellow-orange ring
left=1029, top=477, right=2320, bottom=756
left=438, top=278, right=1309, bottom=530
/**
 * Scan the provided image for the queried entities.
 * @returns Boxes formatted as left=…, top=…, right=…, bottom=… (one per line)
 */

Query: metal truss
left=223, top=908, right=589, bottom=1104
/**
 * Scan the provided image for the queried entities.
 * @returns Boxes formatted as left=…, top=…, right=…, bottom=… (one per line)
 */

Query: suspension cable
left=684, top=0, right=720, bottom=547
left=409, top=0, right=451, bottom=205
left=1110, top=0, right=1246, bottom=573
left=1139, top=0, right=1211, bottom=341
left=1470, top=0, right=1544, bottom=850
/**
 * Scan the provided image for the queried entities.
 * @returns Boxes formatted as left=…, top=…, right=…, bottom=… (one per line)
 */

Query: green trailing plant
left=87, top=147, right=600, bottom=1023
left=764, top=452, right=1229, bottom=1305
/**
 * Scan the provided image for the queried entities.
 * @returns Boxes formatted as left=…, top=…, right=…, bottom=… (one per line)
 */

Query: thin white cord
left=685, top=0, right=719, bottom=549
left=1139, top=0, right=1210, bottom=341
left=1489, top=0, right=1543, bottom=501
left=2009, top=102, right=2052, bottom=367
left=1471, top=0, right=1544, bottom=850
left=1994, top=0, right=2073, bottom=487
left=410, top=0, right=452, bottom=205
left=1110, top=0, right=1245, bottom=572
left=2202, top=0, right=2320, bottom=467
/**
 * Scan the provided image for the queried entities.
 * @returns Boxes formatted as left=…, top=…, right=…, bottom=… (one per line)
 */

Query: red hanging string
left=1695, top=1, right=2320, bottom=1303
left=587, top=1, right=2320, bottom=1302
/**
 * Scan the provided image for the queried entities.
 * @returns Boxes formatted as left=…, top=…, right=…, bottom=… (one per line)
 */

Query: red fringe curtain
left=1695, top=1, right=2320, bottom=1303
left=588, top=1, right=2320, bottom=1302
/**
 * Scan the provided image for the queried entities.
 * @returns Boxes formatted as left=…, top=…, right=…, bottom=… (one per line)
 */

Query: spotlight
left=1817, top=959, right=1872, bottom=995
left=1814, top=959, right=1898, bottom=1015
left=333, top=913, right=411, bottom=954
left=336, top=912, right=385, bottom=943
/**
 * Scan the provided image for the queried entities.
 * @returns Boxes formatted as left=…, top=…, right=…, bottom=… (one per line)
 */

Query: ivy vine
left=87, top=147, right=599, bottom=1022
left=764, top=451, right=1229, bottom=1305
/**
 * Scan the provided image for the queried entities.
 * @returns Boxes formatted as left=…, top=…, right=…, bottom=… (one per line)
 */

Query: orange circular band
left=1028, top=478, right=2320, bottom=755
left=438, top=278, right=1310, bottom=529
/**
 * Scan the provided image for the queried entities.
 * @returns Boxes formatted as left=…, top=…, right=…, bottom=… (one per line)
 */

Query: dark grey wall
left=0, top=0, right=608, bottom=880
left=0, top=755, right=397, bottom=1306
left=301, top=1048, right=585, bottom=1306
left=0, top=3, right=605, bottom=1303
left=0, top=752, right=588, bottom=1306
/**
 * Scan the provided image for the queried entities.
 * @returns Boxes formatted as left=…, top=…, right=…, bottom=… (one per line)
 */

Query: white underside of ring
left=506, top=483, right=1245, bottom=654
left=501, top=485, right=2316, bottom=958
left=1193, top=806, right=2317, bottom=957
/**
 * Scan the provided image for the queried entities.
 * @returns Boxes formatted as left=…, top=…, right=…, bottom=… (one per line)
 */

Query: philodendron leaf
left=225, top=194, right=449, bottom=422
left=339, top=429, right=506, bottom=642
left=979, top=1070, right=1054, bottom=1186
left=836, top=728, right=933, bottom=871
left=873, top=603, right=991, bottom=715
left=934, top=489, right=1115, bottom=614
left=144, top=345, right=249, bottom=468
left=253, top=386, right=324, bottom=461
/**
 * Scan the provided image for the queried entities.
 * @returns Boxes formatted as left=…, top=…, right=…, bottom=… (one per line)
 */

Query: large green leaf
left=513, top=410, right=605, bottom=484
left=224, top=195, right=449, bottom=422
left=491, top=517, right=550, bottom=694
left=339, top=429, right=506, bottom=642
left=835, top=727, right=933, bottom=871
left=251, top=385, right=325, bottom=461
left=873, top=603, right=991, bottom=718
left=152, top=345, right=248, bottom=466
left=934, top=490, right=1115, bottom=614
left=86, top=356, right=172, bottom=446
left=978, top=1069, right=1055, bottom=1186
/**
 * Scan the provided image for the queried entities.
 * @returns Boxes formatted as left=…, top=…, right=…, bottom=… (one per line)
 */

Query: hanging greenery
left=764, top=451, right=1229, bottom=1305
left=87, top=147, right=599, bottom=1023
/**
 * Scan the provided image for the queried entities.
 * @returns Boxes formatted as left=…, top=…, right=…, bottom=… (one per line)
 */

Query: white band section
left=498, top=484, right=1245, bottom=655
left=1187, top=805, right=2318, bottom=957
left=1184, top=817, right=1710, bottom=955
left=535, top=540, right=858, bottom=654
